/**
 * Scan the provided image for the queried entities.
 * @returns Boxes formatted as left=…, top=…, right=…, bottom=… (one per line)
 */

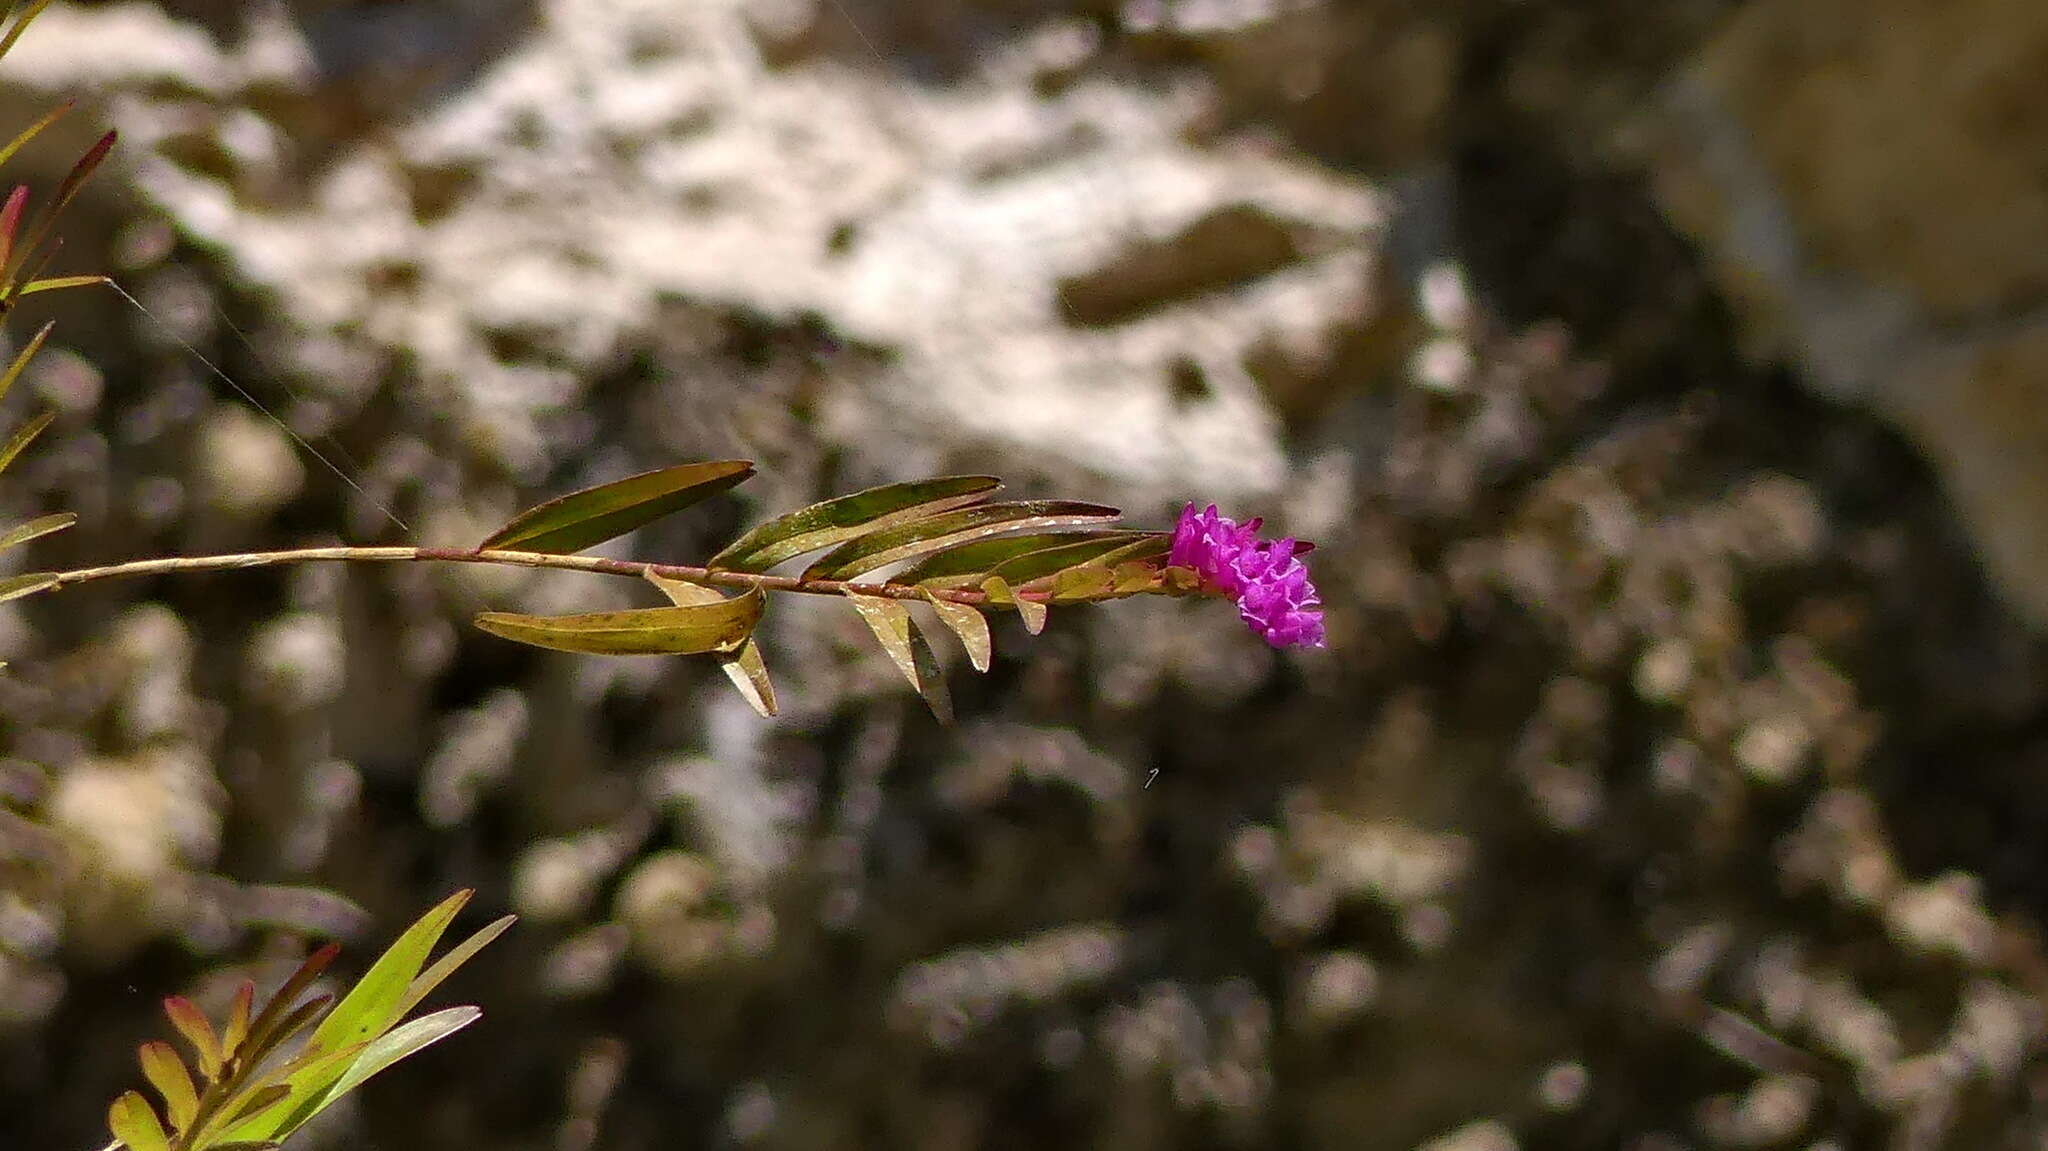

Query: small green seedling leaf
left=709, top=475, right=1001, bottom=572
left=475, top=586, right=763, bottom=656
left=647, top=572, right=777, bottom=716
left=919, top=591, right=991, bottom=673
left=479, top=460, right=754, bottom=554
left=804, top=501, right=1121, bottom=581
left=0, top=510, right=73, bottom=551
left=137, top=1041, right=197, bottom=1131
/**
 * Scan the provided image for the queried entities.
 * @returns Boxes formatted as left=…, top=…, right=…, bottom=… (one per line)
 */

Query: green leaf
left=219, top=981, right=255, bottom=1062
left=233, top=943, right=338, bottom=1064
left=17, top=273, right=107, bottom=296
left=161, top=997, right=222, bottom=1083
left=647, top=572, right=777, bottom=716
left=107, top=1092, right=169, bottom=1151
left=0, top=571, right=53, bottom=604
left=305, top=891, right=471, bottom=1059
left=257, top=1007, right=481, bottom=1141
left=0, top=510, right=73, bottom=551
left=0, top=0, right=58, bottom=66
left=919, top=591, right=992, bottom=673
left=0, top=319, right=50, bottom=406
left=479, top=460, right=754, bottom=554
left=845, top=593, right=951, bottom=720
left=206, top=1041, right=367, bottom=1145
left=390, top=914, right=515, bottom=1023
left=0, top=101, right=68, bottom=179
left=709, top=475, right=1001, bottom=572
left=137, top=1041, right=197, bottom=1131
left=221, top=1083, right=291, bottom=1128
left=981, top=576, right=1047, bottom=634
left=475, top=585, right=762, bottom=656
left=0, top=408, right=52, bottom=475
left=896, top=530, right=1137, bottom=586
left=803, top=501, right=1122, bottom=581
left=989, top=533, right=1169, bottom=587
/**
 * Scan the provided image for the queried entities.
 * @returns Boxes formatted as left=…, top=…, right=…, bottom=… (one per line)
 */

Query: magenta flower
left=1170, top=504, right=1326, bottom=648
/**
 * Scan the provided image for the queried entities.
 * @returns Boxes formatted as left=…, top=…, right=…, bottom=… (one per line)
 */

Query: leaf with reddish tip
left=0, top=185, right=24, bottom=272
left=137, top=1041, right=197, bottom=1131
left=162, top=997, right=222, bottom=1082
left=475, top=586, right=762, bottom=656
left=478, top=460, right=754, bottom=554
left=710, top=475, right=1001, bottom=572
left=220, top=980, right=256, bottom=1059
left=803, top=501, right=1121, bottom=581
left=0, top=511, right=73, bottom=551
left=920, top=591, right=991, bottom=673
left=107, top=1091, right=169, bottom=1151
left=647, top=572, right=777, bottom=716
left=6, top=128, right=115, bottom=287
left=236, top=942, right=341, bottom=1063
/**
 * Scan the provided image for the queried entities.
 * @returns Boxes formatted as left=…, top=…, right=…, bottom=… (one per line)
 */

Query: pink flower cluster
left=1169, top=504, right=1326, bottom=649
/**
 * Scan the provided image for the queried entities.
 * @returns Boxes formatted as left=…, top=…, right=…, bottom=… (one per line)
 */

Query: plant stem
left=38, top=545, right=1037, bottom=606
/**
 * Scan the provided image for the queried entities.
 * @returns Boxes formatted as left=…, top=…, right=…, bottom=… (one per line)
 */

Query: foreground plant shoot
left=102, top=891, right=512, bottom=1151
left=5, top=455, right=1323, bottom=717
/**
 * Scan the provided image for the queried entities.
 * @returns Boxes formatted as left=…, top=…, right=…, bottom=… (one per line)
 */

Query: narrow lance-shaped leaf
left=920, top=590, right=992, bottom=673
left=709, top=475, right=1002, bottom=572
left=803, top=500, right=1121, bottom=581
left=107, top=1091, right=169, bottom=1151
left=1016, top=536, right=1174, bottom=602
left=390, top=914, right=516, bottom=1023
left=18, top=273, right=107, bottom=296
left=0, top=0, right=58, bottom=65
left=5, top=128, right=115, bottom=289
left=0, top=319, right=51, bottom=405
left=0, top=511, right=73, bottom=551
left=0, top=571, right=53, bottom=604
left=474, top=586, right=763, bottom=656
left=479, top=460, right=754, bottom=554
left=896, top=530, right=1144, bottom=587
left=0, top=409, right=53, bottom=475
left=844, top=593, right=951, bottom=721
left=0, top=185, right=25, bottom=275
left=989, top=533, right=1169, bottom=588
left=0, top=102, right=65, bottom=173
left=305, top=890, right=472, bottom=1057
left=647, top=572, right=777, bottom=716
left=256, top=1007, right=482, bottom=1142
left=220, top=981, right=256, bottom=1060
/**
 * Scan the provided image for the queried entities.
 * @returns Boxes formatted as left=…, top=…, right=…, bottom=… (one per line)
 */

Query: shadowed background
left=2, top=1, right=2047, bottom=1148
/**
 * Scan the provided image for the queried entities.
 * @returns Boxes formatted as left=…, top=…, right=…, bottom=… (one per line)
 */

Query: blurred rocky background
left=2, top=0, right=2046, bottom=1147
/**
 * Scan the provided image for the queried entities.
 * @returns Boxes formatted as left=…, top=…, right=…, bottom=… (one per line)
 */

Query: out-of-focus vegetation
left=3, top=1, right=2048, bottom=1149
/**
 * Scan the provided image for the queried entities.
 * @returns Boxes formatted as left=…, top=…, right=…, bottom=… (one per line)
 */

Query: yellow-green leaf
left=803, top=501, right=1121, bottom=581
left=0, top=320, right=50, bottom=406
left=0, top=1, right=60, bottom=68
left=989, top=533, right=1168, bottom=587
left=108, top=1091, right=169, bottom=1151
left=981, top=576, right=1047, bottom=634
left=475, top=586, right=762, bottom=656
left=0, top=510, right=73, bottom=551
left=0, top=99, right=70, bottom=176
left=647, top=572, right=777, bottom=715
left=479, top=460, right=754, bottom=554
left=220, top=981, right=256, bottom=1061
left=845, top=592, right=952, bottom=720
left=920, top=591, right=992, bottom=673
left=16, top=273, right=107, bottom=296
left=710, top=475, right=1002, bottom=572
left=0, top=408, right=52, bottom=475
left=138, top=1041, right=198, bottom=1131
left=0, top=571, right=54, bottom=604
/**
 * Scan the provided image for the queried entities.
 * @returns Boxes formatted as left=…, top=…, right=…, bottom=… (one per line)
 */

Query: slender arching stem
left=38, top=546, right=1041, bottom=606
